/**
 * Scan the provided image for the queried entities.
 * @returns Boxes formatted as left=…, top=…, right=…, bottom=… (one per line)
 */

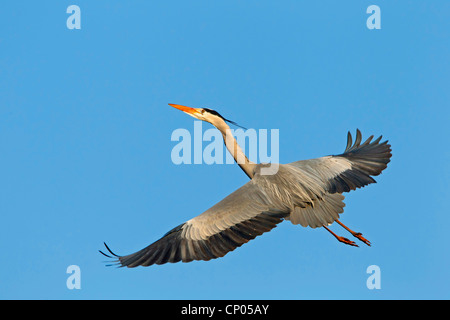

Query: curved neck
left=214, top=120, right=256, bottom=179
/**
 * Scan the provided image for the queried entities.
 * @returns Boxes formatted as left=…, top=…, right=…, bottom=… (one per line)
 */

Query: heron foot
left=353, top=232, right=371, bottom=246
left=336, top=236, right=359, bottom=247
left=335, top=220, right=371, bottom=247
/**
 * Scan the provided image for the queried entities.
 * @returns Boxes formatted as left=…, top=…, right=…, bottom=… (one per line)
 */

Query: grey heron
left=100, top=103, right=392, bottom=267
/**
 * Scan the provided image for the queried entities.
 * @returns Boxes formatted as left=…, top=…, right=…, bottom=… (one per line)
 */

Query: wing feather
left=289, top=129, right=392, bottom=194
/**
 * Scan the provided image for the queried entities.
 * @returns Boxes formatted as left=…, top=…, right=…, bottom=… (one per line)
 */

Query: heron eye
left=201, top=109, right=205, bottom=114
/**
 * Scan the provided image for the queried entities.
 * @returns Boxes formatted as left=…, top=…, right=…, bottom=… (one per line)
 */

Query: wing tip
left=99, top=242, right=125, bottom=268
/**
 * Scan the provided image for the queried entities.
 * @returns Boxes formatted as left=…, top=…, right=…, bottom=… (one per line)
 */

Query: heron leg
left=322, top=225, right=358, bottom=247
left=335, top=219, right=371, bottom=246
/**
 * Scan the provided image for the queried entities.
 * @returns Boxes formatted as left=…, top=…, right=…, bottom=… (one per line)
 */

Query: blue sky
left=1, top=1, right=449, bottom=299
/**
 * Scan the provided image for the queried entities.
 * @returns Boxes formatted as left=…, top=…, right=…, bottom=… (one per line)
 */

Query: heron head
left=168, top=103, right=245, bottom=129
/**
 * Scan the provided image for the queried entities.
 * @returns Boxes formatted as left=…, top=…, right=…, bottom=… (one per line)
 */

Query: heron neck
left=216, top=121, right=255, bottom=179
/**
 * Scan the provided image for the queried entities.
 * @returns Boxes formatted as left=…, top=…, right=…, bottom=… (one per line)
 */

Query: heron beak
left=168, top=103, right=201, bottom=116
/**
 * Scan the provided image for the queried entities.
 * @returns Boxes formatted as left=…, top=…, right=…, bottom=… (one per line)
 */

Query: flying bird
left=100, top=104, right=392, bottom=267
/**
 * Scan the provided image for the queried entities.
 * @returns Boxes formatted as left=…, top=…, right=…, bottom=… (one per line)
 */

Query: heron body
left=101, top=104, right=392, bottom=267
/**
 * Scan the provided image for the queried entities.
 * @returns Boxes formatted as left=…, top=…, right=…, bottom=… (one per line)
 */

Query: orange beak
left=168, top=103, right=201, bottom=116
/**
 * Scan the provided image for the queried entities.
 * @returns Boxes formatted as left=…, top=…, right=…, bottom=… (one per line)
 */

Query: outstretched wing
left=100, top=181, right=290, bottom=268
left=285, top=130, right=391, bottom=228
left=289, top=129, right=392, bottom=194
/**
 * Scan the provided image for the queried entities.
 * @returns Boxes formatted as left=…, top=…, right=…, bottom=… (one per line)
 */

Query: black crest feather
left=203, top=108, right=247, bottom=130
